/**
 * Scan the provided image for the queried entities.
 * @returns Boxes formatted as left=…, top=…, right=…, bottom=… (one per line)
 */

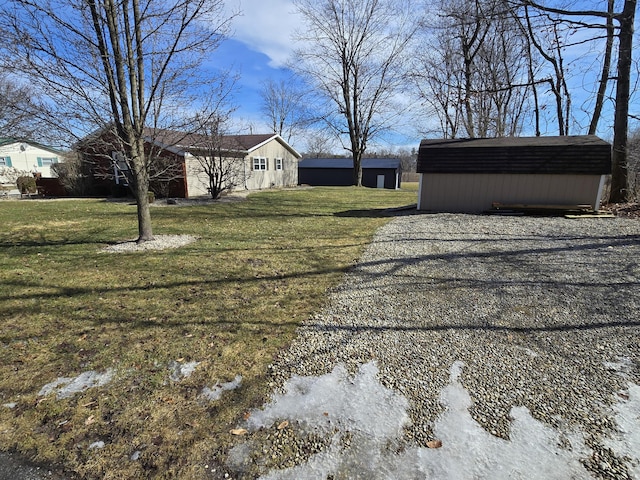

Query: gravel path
left=237, top=213, right=640, bottom=479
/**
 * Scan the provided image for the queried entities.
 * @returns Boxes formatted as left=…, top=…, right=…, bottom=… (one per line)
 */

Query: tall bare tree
left=413, top=0, right=532, bottom=138
left=303, top=129, right=337, bottom=158
left=1, top=0, right=233, bottom=241
left=519, top=0, right=637, bottom=201
left=293, top=0, right=416, bottom=186
left=259, top=77, right=313, bottom=143
left=0, top=74, right=49, bottom=140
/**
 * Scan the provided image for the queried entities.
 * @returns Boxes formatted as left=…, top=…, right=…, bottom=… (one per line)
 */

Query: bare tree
left=520, top=4, right=573, bottom=135
left=413, top=32, right=464, bottom=138
left=1, top=0, right=234, bottom=241
left=189, top=114, right=247, bottom=199
left=147, top=152, right=187, bottom=199
left=413, top=0, right=532, bottom=138
left=51, top=152, right=92, bottom=196
left=588, top=0, right=615, bottom=135
left=627, top=126, right=640, bottom=201
left=293, top=0, right=416, bottom=186
left=518, top=0, right=637, bottom=202
left=303, top=130, right=337, bottom=158
left=260, top=77, right=313, bottom=143
left=0, top=73, right=49, bottom=140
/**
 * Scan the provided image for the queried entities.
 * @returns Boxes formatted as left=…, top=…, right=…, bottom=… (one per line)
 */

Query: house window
left=275, top=158, right=283, bottom=170
left=253, top=157, right=268, bottom=170
left=37, top=157, right=58, bottom=167
left=0, top=157, right=11, bottom=167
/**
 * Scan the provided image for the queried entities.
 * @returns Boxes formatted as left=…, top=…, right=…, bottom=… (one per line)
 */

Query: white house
left=0, top=138, right=64, bottom=179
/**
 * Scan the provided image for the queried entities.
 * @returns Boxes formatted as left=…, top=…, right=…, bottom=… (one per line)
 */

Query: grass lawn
left=0, top=185, right=417, bottom=479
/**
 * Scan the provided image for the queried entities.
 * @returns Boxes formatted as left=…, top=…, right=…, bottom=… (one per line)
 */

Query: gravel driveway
left=5, top=213, right=639, bottom=479
left=234, top=213, right=640, bottom=479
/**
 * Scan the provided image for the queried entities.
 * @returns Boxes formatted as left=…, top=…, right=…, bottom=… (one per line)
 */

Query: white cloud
left=226, top=0, right=302, bottom=68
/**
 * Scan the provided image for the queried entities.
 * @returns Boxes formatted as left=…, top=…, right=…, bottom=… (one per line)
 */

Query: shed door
left=376, top=175, right=385, bottom=189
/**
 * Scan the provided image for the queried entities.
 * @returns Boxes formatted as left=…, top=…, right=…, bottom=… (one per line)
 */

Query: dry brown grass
left=0, top=186, right=416, bottom=479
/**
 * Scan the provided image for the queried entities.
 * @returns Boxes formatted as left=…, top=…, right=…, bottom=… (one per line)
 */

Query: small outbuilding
left=416, top=135, right=611, bottom=212
left=298, top=158, right=402, bottom=189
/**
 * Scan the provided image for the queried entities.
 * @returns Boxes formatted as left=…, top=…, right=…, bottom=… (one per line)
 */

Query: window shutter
left=5, top=157, right=11, bottom=167
left=37, top=157, right=43, bottom=167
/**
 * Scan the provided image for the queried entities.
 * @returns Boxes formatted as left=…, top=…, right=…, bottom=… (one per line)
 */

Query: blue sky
left=216, top=0, right=421, bottom=153
left=216, top=0, right=302, bottom=128
left=216, top=0, right=639, bottom=152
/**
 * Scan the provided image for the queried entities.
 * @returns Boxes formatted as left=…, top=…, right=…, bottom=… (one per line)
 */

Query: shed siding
left=362, top=168, right=400, bottom=189
left=298, top=168, right=399, bottom=188
left=299, top=168, right=353, bottom=186
left=297, top=158, right=401, bottom=189
left=418, top=173, right=605, bottom=212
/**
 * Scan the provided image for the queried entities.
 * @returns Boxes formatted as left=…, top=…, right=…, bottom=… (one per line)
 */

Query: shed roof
left=417, top=135, right=611, bottom=175
left=299, top=158, right=402, bottom=169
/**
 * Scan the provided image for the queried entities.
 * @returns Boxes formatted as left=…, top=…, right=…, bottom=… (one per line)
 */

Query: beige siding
left=185, top=155, right=213, bottom=197
left=418, top=173, right=606, bottom=212
left=244, top=140, right=299, bottom=191
left=184, top=137, right=299, bottom=197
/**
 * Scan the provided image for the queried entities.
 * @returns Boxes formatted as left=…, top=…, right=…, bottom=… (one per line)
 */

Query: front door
left=376, top=175, right=385, bottom=189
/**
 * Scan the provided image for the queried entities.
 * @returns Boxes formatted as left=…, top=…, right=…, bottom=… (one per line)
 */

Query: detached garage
left=417, top=136, right=611, bottom=212
left=298, top=158, right=402, bottom=189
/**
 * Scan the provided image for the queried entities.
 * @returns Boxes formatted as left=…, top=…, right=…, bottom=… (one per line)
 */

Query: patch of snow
left=38, top=370, right=114, bottom=399
left=131, top=450, right=141, bottom=461
left=604, top=357, right=635, bottom=375
left=248, top=361, right=595, bottom=480
left=410, top=361, right=590, bottom=479
left=88, top=441, right=105, bottom=450
left=201, top=375, right=242, bottom=401
left=169, top=361, right=199, bottom=382
left=248, top=363, right=409, bottom=440
left=2, top=403, right=16, bottom=409
left=605, top=383, right=640, bottom=477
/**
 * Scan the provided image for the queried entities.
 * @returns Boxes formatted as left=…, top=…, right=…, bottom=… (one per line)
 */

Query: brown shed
left=416, top=135, right=612, bottom=212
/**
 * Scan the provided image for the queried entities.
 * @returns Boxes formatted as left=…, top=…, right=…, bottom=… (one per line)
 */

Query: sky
left=215, top=1, right=303, bottom=131
left=216, top=0, right=420, bottom=154
left=213, top=0, right=639, bottom=154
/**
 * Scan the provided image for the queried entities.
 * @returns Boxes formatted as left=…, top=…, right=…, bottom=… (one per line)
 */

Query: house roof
left=299, top=158, right=402, bottom=169
left=76, top=126, right=302, bottom=159
left=0, top=138, right=64, bottom=155
left=417, top=135, right=611, bottom=175
left=145, top=130, right=301, bottom=158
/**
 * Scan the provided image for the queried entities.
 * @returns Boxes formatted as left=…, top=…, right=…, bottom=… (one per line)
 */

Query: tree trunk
left=588, top=0, right=614, bottom=135
left=609, top=0, right=636, bottom=203
left=131, top=138, right=154, bottom=242
left=352, top=151, right=363, bottom=186
left=135, top=182, right=154, bottom=242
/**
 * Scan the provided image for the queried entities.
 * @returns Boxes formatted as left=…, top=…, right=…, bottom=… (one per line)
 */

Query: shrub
left=16, top=176, right=37, bottom=195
